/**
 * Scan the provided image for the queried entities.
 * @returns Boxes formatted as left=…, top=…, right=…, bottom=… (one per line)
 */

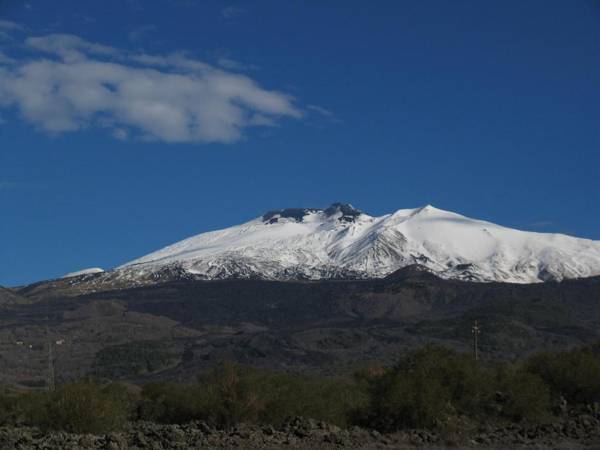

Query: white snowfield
left=113, top=204, right=600, bottom=284
left=62, top=268, right=105, bottom=279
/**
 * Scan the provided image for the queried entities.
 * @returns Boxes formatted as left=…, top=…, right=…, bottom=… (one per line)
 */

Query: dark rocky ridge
left=0, top=286, right=29, bottom=305
left=263, top=207, right=320, bottom=223
left=263, top=203, right=363, bottom=224
left=1, top=268, right=599, bottom=386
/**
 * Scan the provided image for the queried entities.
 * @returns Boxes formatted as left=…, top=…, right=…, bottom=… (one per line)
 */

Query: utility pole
left=471, top=320, right=481, bottom=361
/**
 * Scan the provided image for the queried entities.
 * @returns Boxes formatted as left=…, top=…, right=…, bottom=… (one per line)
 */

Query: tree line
left=0, top=343, right=599, bottom=435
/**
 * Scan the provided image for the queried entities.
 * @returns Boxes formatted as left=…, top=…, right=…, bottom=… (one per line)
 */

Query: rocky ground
left=0, top=415, right=599, bottom=449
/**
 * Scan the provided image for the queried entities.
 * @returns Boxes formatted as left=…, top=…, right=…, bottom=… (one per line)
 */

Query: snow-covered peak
left=111, top=204, right=600, bottom=284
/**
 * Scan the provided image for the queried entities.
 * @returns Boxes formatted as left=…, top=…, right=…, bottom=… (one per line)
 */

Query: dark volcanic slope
left=3, top=268, right=600, bottom=387
left=0, top=286, right=29, bottom=305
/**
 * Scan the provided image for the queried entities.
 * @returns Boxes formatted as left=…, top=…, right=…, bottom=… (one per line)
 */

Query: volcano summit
left=77, top=203, right=600, bottom=286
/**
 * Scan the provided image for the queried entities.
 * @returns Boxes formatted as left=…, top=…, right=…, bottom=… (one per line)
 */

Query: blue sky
left=1, top=0, right=599, bottom=286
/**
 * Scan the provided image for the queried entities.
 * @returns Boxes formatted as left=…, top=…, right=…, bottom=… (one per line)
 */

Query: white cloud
left=112, top=128, right=129, bottom=140
left=307, top=104, right=342, bottom=123
left=25, top=34, right=118, bottom=61
left=0, top=34, right=303, bottom=143
left=0, top=20, right=23, bottom=31
left=130, top=52, right=212, bottom=72
left=307, top=104, right=334, bottom=118
left=0, top=51, right=15, bottom=65
left=217, top=56, right=256, bottom=72
left=0, top=20, right=25, bottom=40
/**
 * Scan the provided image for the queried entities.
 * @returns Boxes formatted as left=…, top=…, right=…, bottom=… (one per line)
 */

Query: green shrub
left=496, top=367, right=551, bottom=422
left=353, top=345, right=495, bottom=431
left=526, top=349, right=600, bottom=404
left=0, top=390, right=23, bottom=426
left=139, top=362, right=265, bottom=428
left=24, top=380, right=132, bottom=434
left=5, top=344, right=600, bottom=434
left=138, top=382, right=202, bottom=424
left=196, top=361, right=265, bottom=428
left=251, top=370, right=365, bottom=427
left=139, top=362, right=366, bottom=429
left=359, top=369, right=450, bottom=430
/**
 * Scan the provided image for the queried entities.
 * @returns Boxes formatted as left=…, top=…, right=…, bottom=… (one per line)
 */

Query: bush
left=196, top=361, right=265, bottom=428
left=251, top=370, right=365, bottom=427
left=200, top=363, right=366, bottom=428
left=24, top=380, right=132, bottom=434
left=353, top=345, right=495, bottom=431
left=138, top=362, right=367, bottom=429
left=3, top=344, right=600, bottom=434
left=0, top=390, right=23, bottom=426
left=526, top=349, right=600, bottom=404
left=138, top=382, right=201, bottom=424
left=139, top=363, right=266, bottom=428
left=496, top=367, right=551, bottom=422
left=358, top=368, right=450, bottom=430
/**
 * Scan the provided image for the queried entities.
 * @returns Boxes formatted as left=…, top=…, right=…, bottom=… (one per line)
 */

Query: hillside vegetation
left=1, top=344, right=599, bottom=436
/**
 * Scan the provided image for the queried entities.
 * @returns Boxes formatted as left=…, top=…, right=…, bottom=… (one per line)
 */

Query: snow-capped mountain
left=105, top=203, right=600, bottom=284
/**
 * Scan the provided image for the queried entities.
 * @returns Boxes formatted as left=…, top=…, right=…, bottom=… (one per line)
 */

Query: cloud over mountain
left=0, top=32, right=302, bottom=143
left=0, top=20, right=25, bottom=40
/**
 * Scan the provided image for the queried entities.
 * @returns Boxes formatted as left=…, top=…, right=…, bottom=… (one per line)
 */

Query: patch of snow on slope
left=62, top=268, right=105, bottom=279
